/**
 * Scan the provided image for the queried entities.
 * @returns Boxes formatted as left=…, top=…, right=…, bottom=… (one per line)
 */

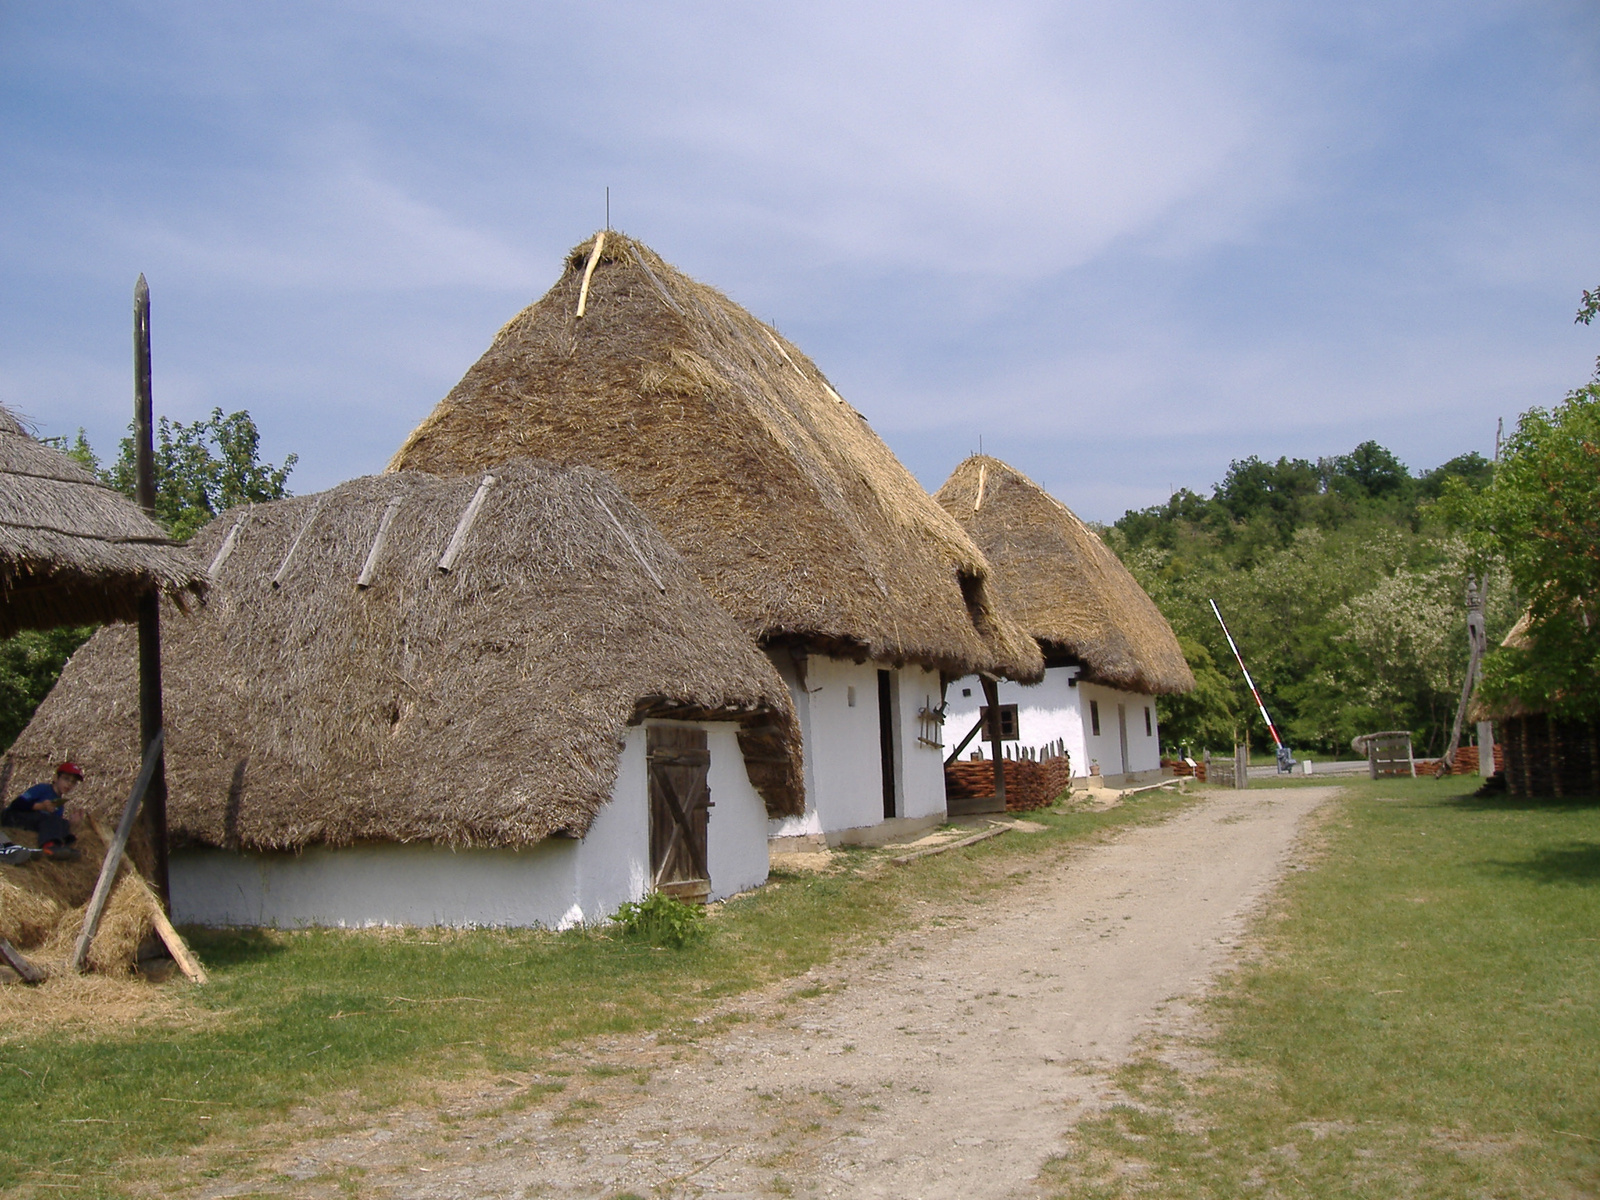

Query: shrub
left=610, top=892, right=708, bottom=949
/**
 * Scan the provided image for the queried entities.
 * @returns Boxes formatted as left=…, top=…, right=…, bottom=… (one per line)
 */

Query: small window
left=961, top=687, right=972, bottom=698
left=847, top=686, right=856, bottom=707
left=1145, top=706, right=1152, bottom=736
left=1090, top=699, right=1100, bottom=737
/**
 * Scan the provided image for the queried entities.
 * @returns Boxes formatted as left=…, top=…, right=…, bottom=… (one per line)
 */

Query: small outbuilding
left=389, top=232, right=1042, bottom=845
left=935, top=456, right=1194, bottom=789
left=9, top=460, right=802, bottom=928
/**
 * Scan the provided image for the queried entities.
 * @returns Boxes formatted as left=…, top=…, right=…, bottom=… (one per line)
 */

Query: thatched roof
left=0, top=405, right=204, bottom=635
left=389, top=232, right=1043, bottom=683
left=934, top=456, right=1195, bottom=696
left=8, top=459, right=802, bottom=851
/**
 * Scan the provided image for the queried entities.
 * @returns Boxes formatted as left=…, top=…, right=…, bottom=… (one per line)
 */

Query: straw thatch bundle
left=0, top=405, right=204, bottom=636
left=935, top=456, right=1194, bottom=695
left=8, top=459, right=802, bottom=852
left=389, top=232, right=1043, bottom=683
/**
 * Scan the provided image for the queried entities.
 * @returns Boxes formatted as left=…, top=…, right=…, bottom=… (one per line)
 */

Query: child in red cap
left=1, top=762, right=84, bottom=862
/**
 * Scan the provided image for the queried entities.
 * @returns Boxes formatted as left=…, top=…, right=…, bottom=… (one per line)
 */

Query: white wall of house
left=944, top=667, right=1163, bottom=781
left=171, top=719, right=771, bottom=929
left=764, top=651, right=949, bottom=840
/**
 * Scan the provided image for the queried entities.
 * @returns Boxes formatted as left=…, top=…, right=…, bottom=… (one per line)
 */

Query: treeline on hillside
left=0, top=410, right=295, bottom=749
left=1103, top=441, right=1518, bottom=759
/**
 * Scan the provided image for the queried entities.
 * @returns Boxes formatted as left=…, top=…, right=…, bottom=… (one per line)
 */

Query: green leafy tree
left=1451, top=377, right=1600, bottom=721
left=105, top=408, right=297, bottom=541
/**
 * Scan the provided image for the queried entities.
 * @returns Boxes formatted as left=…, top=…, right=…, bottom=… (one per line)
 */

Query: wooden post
left=133, top=276, right=170, bottom=910
left=70, top=730, right=165, bottom=973
left=981, top=676, right=1005, bottom=807
left=0, top=936, right=43, bottom=984
left=1476, top=721, right=1496, bottom=777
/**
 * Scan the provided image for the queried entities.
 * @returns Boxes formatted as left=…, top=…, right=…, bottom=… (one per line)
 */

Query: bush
left=610, top=892, right=708, bottom=949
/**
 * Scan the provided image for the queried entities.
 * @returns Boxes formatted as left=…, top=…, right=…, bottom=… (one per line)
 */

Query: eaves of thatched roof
left=935, top=456, right=1195, bottom=696
left=9, top=459, right=802, bottom=851
left=0, top=406, right=205, bottom=635
left=388, top=232, right=1043, bottom=684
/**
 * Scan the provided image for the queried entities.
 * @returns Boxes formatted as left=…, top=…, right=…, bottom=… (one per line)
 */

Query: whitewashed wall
left=945, top=667, right=1162, bottom=779
left=171, top=719, right=771, bottom=928
left=765, top=651, right=948, bottom=839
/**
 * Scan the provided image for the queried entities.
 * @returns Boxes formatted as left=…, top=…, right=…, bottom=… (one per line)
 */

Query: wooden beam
left=272, top=495, right=326, bottom=589
left=944, top=715, right=986, bottom=766
left=981, top=676, right=1006, bottom=807
left=438, top=475, right=496, bottom=573
left=595, top=493, right=666, bottom=592
left=206, top=516, right=246, bottom=581
left=147, top=899, right=206, bottom=984
left=70, top=730, right=165, bottom=973
left=576, top=231, right=606, bottom=318
left=357, top=497, right=403, bottom=588
left=0, top=936, right=42, bottom=984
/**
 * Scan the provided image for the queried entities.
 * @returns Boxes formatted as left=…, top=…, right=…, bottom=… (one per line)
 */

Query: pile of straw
left=936, top=456, right=1194, bottom=695
left=10, top=459, right=802, bottom=852
left=0, top=823, right=157, bottom=977
left=390, top=232, right=1043, bottom=684
left=0, top=404, right=204, bottom=637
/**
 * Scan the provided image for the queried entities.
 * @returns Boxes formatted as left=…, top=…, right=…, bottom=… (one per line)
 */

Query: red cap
left=55, top=761, right=83, bottom=780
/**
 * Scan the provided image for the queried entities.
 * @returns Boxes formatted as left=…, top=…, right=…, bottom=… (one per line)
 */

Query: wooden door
left=647, top=725, right=712, bottom=904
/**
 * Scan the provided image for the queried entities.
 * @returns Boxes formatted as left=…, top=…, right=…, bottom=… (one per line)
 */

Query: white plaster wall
left=172, top=719, right=773, bottom=928
left=945, top=666, right=1087, bottom=772
left=945, top=669, right=1161, bottom=777
left=896, top=665, right=949, bottom=820
left=1077, top=682, right=1163, bottom=776
left=764, top=649, right=823, bottom=839
left=803, top=656, right=888, bottom=834
left=702, top=722, right=771, bottom=900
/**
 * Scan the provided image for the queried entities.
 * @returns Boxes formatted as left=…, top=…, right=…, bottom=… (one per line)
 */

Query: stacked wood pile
left=1497, top=715, right=1600, bottom=798
left=944, top=757, right=1075, bottom=811
left=1161, top=757, right=1208, bottom=782
left=1416, top=744, right=1505, bottom=777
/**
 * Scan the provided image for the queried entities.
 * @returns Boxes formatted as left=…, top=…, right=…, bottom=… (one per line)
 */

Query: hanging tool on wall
left=1209, top=599, right=1295, bottom=773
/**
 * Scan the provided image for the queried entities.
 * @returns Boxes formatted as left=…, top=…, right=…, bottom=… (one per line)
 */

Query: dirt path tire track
left=193, top=786, right=1338, bottom=1200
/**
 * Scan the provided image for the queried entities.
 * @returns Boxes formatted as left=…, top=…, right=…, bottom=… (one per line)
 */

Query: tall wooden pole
left=980, top=676, right=1006, bottom=808
left=134, top=275, right=170, bottom=910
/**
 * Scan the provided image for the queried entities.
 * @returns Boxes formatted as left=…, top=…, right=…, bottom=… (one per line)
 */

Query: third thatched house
left=388, top=232, right=1042, bottom=845
left=936, top=456, right=1194, bottom=787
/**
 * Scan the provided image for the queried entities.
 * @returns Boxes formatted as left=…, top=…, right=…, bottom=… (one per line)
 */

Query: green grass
left=1046, top=774, right=1600, bottom=1198
left=0, top=790, right=1189, bottom=1195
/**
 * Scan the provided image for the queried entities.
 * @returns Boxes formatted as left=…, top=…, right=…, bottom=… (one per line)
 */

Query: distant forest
left=1101, top=441, right=1517, bottom=760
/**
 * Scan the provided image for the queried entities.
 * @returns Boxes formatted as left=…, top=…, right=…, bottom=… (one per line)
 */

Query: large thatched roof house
left=10, top=460, right=802, bottom=927
left=936, top=456, right=1194, bottom=787
left=389, top=232, right=1042, bottom=844
left=0, top=404, right=204, bottom=635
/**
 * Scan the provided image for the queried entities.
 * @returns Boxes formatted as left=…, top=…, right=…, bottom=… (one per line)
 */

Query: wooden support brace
left=981, top=676, right=1006, bottom=806
left=0, top=936, right=42, bottom=984
left=595, top=493, right=666, bottom=592
left=272, top=495, right=326, bottom=588
left=71, top=729, right=164, bottom=973
left=438, top=476, right=495, bottom=573
left=358, top=497, right=403, bottom=588
left=974, top=464, right=987, bottom=512
left=629, top=245, right=685, bottom=316
left=944, top=716, right=986, bottom=766
left=84, top=815, right=206, bottom=983
left=576, top=231, right=606, bottom=318
left=207, top=514, right=248, bottom=580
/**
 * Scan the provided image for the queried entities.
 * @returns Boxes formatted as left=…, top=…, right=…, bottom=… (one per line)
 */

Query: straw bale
left=0, top=405, right=205, bottom=636
left=10, top=459, right=803, bottom=853
left=935, top=456, right=1194, bottom=695
left=389, top=232, right=1043, bottom=684
left=42, top=871, right=156, bottom=977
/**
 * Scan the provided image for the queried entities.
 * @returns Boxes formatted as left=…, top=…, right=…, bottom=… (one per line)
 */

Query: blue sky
left=2, top=2, right=1596, bottom=522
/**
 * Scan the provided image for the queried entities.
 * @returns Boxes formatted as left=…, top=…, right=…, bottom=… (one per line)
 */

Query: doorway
left=878, top=669, right=898, bottom=819
left=1117, top=703, right=1130, bottom=776
left=647, top=725, right=712, bottom=904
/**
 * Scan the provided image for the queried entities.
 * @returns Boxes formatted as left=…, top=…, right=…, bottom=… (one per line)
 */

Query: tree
left=103, top=408, right=297, bottom=541
left=1451, top=376, right=1600, bottom=721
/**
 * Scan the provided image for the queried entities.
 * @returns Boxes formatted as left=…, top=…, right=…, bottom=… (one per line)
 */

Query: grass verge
left=0, top=789, right=1191, bottom=1196
left=1044, top=773, right=1600, bottom=1198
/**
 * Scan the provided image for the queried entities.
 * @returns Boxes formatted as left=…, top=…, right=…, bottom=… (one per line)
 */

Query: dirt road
left=196, top=785, right=1337, bottom=1199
